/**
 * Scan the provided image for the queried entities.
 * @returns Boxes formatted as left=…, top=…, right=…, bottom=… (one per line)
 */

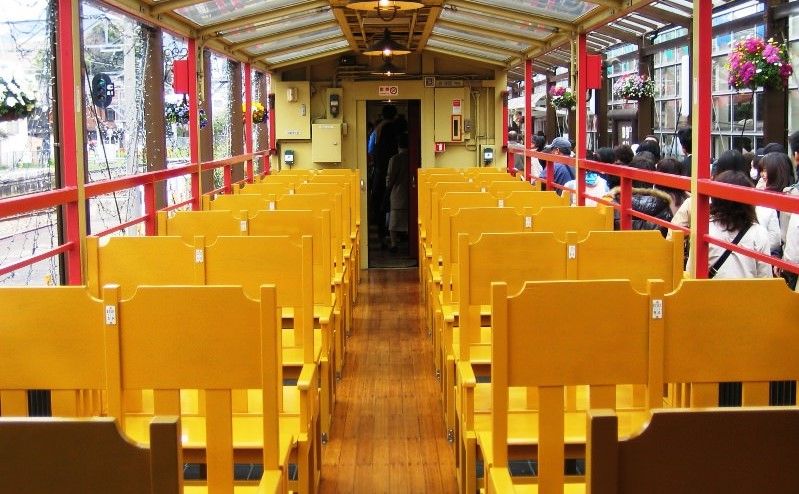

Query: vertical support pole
left=143, top=183, right=156, bottom=235
left=501, top=88, right=509, bottom=170
left=229, top=60, right=244, bottom=187
left=763, top=0, right=789, bottom=146
left=188, top=37, right=201, bottom=210
left=690, top=0, right=712, bottom=278
left=620, top=176, right=633, bottom=230
left=524, top=59, right=533, bottom=180
left=576, top=33, right=588, bottom=207
left=143, top=26, right=167, bottom=226
left=56, top=0, right=87, bottom=284
left=244, top=63, right=254, bottom=182
left=545, top=74, right=557, bottom=143
left=200, top=50, right=214, bottom=193
left=597, top=58, right=609, bottom=148
left=637, top=38, right=655, bottom=143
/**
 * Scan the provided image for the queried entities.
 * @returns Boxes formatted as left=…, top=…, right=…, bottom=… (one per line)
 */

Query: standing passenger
left=386, top=133, right=410, bottom=253
left=687, top=170, right=771, bottom=279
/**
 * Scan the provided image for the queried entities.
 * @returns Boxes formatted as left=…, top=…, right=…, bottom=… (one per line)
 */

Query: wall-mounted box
left=273, top=80, right=310, bottom=139
left=312, top=123, right=342, bottom=163
left=434, top=87, right=469, bottom=143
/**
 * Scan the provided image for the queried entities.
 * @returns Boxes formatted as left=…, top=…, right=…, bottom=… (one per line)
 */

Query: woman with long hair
left=689, top=170, right=771, bottom=279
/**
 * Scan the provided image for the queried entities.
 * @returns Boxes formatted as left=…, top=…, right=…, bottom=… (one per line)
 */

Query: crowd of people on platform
left=511, top=128, right=799, bottom=290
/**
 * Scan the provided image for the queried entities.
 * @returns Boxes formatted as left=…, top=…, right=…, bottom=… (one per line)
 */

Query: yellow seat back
left=86, top=236, right=199, bottom=299
left=491, top=280, right=651, bottom=490
left=662, top=279, right=799, bottom=407
left=156, top=210, right=243, bottom=241
left=0, top=287, right=105, bottom=416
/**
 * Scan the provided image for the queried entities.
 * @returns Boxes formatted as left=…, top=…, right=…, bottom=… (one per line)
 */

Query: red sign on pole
left=172, top=59, right=189, bottom=94
left=435, top=142, right=446, bottom=153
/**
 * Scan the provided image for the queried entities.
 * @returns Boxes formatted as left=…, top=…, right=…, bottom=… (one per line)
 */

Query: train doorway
left=366, top=99, right=420, bottom=269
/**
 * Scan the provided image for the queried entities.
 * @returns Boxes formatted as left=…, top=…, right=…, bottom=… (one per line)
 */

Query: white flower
left=6, top=96, right=18, bottom=107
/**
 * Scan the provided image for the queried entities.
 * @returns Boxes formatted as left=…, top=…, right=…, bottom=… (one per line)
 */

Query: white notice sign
left=378, top=85, right=398, bottom=97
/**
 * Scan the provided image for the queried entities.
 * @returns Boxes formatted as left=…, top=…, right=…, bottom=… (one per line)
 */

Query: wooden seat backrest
left=419, top=179, right=469, bottom=240
left=276, top=192, right=345, bottom=272
left=440, top=207, right=533, bottom=304
left=311, top=172, right=361, bottom=217
left=587, top=408, right=799, bottom=494
left=105, top=284, right=311, bottom=491
left=156, top=210, right=243, bottom=241
left=249, top=209, right=334, bottom=305
left=0, top=287, right=105, bottom=417
left=573, top=229, right=684, bottom=293
left=457, top=233, right=567, bottom=358
left=0, top=416, right=181, bottom=494
left=660, top=278, right=799, bottom=407
left=491, top=279, right=652, bottom=491
left=418, top=174, right=464, bottom=222
left=259, top=172, right=313, bottom=183
left=502, top=190, right=569, bottom=211
left=234, top=181, right=296, bottom=196
left=532, top=205, right=613, bottom=241
left=427, top=183, right=480, bottom=251
left=202, top=193, right=275, bottom=212
left=86, top=236, right=199, bottom=299
left=205, top=235, right=315, bottom=359
left=484, top=180, right=535, bottom=195
left=297, top=182, right=353, bottom=244
left=432, top=192, right=497, bottom=266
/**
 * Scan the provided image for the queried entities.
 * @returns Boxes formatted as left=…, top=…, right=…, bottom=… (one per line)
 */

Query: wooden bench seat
left=123, top=414, right=296, bottom=464
left=105, top=284, right=320, bottom=494
left=0, top=416, right=183, bottom=494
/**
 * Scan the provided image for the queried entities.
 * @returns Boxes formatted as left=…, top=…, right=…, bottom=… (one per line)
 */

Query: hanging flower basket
left=0, top=77, right=36, bottom=122
left=549, top=86, right=576, bottom=110
left=242, top=101, right=267, bottom=124
left=727, top=37, right=793, bottom=91
left=165, top=99, right=208, bottom=128
left=612, top=74, right=655, bottom=101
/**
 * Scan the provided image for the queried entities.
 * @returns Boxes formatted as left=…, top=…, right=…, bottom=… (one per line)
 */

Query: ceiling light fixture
left=363, top=28, right=411, bottom=56
left=371, top=56, right=405, bottom=77
left=347, top=0, right=423, bottom=22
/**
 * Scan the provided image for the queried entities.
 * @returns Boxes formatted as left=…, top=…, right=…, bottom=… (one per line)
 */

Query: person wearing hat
left=542, top=136, right=576, bottom=194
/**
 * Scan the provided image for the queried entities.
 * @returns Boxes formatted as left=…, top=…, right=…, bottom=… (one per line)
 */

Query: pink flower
left=744, top=37, right=763, bottom=54
left=780, top=63, right=793, bottom=79
left=739, top=61, right=756, bottom=85
left=729, top=52, right=741, bottom=69
left=763, top=44, right=781, bottom=64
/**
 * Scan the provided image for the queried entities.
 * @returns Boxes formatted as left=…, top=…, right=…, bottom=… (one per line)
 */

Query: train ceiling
left=115, top=0, right=697, bottom=71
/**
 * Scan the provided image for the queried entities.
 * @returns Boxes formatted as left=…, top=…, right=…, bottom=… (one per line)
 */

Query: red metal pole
left=188, top=38, right=201, bottom=209
left=693, top=0, right=712, bottom=278
left=244, top=63, right=253, bottom=183
left=56, top=0, right=83, bottom=285
left=267, top=89, right=275, bottom=175
left=501, top=90, right=510, bottom=170
left=576, top=33, right=588, bottom=206
left=143, top=182, right=156, bottom=235
left=524, top=59, right=533, bottom=181
left=620, top=176, right=633, bottom=229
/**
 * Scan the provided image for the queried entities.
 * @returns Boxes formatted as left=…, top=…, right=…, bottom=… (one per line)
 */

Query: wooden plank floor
left=319, top=268, right=458, bottom=493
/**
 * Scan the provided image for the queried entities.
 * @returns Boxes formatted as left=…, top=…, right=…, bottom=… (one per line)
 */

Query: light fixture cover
left=371, top=56, right=405, bottom=76
left=347, top=0, right=423, bottom=14
left=363, top=28, right=411, bottom=56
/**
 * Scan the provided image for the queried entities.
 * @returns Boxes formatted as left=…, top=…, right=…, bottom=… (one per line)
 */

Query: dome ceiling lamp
left=371, top=56, right=405, bottom=76
left=362, top=28, right=411, bottom=56
left=347, top=0, right=423, bottom=22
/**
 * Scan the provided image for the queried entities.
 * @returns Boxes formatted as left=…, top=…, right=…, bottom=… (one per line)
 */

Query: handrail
left=0, top=149, right=270, bottom=277
left=507, top=146, right=799, bottom=277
